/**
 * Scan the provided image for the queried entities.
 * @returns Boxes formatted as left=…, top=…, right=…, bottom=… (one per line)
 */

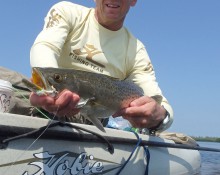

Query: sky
left=0, top=0, right=219, bottom=137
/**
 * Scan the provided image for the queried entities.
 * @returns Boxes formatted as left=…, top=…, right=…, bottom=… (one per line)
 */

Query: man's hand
left=30, top=89, right=80, bottom=118
left=113, top=96, right=166, bottom=129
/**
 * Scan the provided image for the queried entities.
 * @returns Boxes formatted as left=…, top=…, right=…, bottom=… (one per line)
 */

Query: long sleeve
left=127, top=41, right=174, bottom=131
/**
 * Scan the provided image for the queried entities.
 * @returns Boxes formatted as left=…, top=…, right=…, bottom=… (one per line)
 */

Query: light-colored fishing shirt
left=30, top=1, right=173, bottom=131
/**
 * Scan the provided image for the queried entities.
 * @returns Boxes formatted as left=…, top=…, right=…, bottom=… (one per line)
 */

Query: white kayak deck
left=0, top=113, right=201, bottom=175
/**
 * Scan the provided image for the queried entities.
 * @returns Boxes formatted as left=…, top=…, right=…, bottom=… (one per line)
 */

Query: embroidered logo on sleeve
left=46, top=9, right=62, bottom=28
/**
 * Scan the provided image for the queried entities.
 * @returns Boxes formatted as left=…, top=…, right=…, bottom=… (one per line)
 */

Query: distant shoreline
left=192, top=136, right=220, bottom=143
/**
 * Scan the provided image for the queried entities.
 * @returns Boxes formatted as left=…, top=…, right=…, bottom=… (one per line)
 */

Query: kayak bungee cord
left=143, top=146, right=151, bottom=174
left=2, top=122, right=114, bottom=154
left=2, top=121, right=114, bottom=155
left=116, top=131, right=150, bottom=175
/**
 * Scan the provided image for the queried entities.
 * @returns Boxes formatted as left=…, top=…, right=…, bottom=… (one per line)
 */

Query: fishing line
left=2, top=109, right=58, bottom=174
left=12, top=86, right=51, bottom=120
left=2, top=87, right=59, bottom=174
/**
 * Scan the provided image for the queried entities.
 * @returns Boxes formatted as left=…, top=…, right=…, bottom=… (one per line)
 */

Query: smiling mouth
left=106, top=4, right=120, bottom=8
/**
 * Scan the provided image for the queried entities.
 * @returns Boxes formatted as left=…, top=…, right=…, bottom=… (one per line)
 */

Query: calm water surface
left=198, top=142, right=220, bottom=175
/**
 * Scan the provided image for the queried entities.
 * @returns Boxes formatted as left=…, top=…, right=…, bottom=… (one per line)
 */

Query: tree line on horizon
left=192, top=136, right=220, bottom=143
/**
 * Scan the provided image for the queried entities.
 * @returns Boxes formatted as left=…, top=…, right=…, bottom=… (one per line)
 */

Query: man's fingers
left=30, top=90, right=81, bottom=117
left=30, top=92, right=54, bottom=107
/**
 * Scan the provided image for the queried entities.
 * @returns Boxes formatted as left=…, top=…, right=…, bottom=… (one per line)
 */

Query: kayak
left=0, top=113, right=201, bottom=175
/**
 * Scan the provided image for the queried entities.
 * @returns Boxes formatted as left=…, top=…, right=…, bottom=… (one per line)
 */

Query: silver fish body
left=23, top=67, right=161, bottom=132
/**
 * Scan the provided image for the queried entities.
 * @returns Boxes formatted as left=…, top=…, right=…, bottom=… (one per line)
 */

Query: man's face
left=95, top=0, right=137, bottom=29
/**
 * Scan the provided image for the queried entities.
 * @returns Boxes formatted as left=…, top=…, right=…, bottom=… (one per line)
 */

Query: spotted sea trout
left=22, top=67, right=162, bottom=132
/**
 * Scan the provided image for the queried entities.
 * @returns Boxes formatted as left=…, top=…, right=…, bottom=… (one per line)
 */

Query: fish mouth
left=32, top=67, right=53, bottom=91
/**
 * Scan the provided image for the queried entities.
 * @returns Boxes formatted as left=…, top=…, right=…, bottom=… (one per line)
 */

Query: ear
left=130, top=0, right=137, bottom=7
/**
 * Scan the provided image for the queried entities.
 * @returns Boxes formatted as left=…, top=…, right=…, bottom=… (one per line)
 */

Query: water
left=198, top=141, right=220, bottom=175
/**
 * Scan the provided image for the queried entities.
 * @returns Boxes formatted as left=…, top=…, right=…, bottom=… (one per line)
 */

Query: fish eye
left=54, top=74, right=62, bottom=83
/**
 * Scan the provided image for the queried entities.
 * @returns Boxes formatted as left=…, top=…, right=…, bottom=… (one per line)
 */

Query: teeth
left=107, top=4, right=119, bottom=8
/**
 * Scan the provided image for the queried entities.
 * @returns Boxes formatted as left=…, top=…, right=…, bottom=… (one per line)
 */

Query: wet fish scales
left=23, top=67, right=161, bottom=132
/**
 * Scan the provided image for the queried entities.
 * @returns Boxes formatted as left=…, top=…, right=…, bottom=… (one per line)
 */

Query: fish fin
left=79, top=101, right=113, bottom=132
left=85, top=115, right=106, bottom=132
left=82, top=102, right=113, bottom=119
left=75, top=97, right=95, bottom=109
left=108, top=77, right=120, bottom=81
left=151, top=95, right=163, bottom=104
left=80, top=103, right=110, bottom=132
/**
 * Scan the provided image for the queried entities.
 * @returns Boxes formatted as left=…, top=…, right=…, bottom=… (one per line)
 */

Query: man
left=29, top=0, right=173, bottom=132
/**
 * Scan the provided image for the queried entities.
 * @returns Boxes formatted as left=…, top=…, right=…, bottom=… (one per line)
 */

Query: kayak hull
left=0, top=113, right=201, bottom=175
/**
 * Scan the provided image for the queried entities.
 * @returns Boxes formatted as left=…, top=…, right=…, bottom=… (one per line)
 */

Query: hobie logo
left=23, top=151, right=103, bottom=175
